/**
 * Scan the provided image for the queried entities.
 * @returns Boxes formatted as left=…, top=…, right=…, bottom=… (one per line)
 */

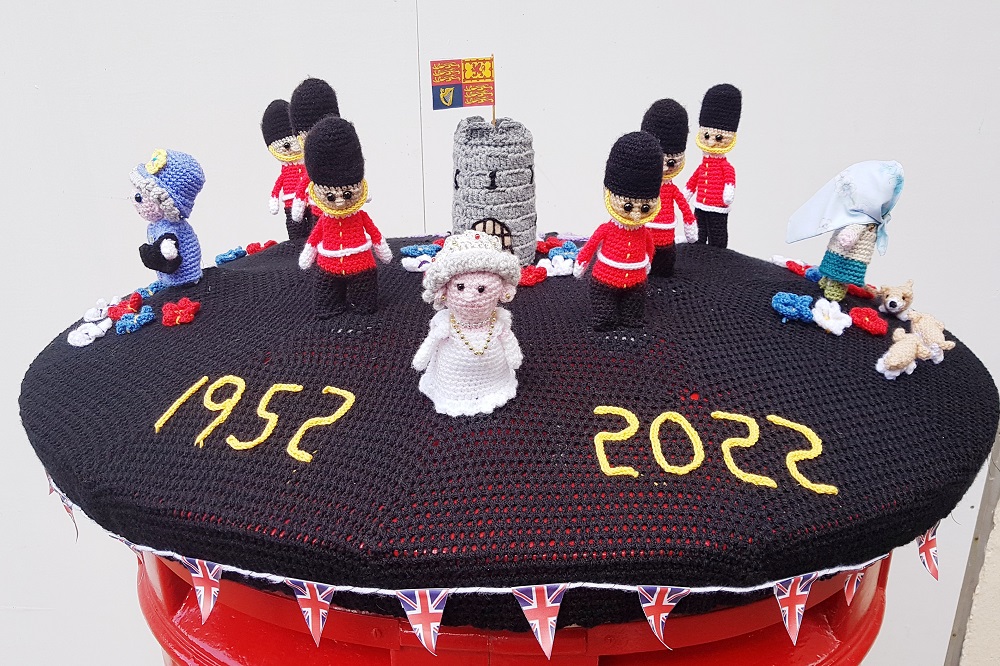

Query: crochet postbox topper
left=574, top=131, right=663, bottom=331
left=298, top=116, right=391, bottom=318
left=686, top=83, right=741, bottom=248
left=289, top=78, right=341, bottom=227
left=130, top=149, right=205, bottom=288
left=641, top=98, right=697, bottom=277
left=261, top=99, right=308, bottom=240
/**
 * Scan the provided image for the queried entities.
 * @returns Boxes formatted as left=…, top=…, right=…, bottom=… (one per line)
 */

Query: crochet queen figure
left=686, top=83, right=741, bottom=248
left=261, top=99, right=308, bottom=240
left=787, top=160, right=904, bottom=301
left=130, top=149, right=205, bottom=287
left=412, top=230, right=523, bottom=417
left=641, top=98, right=697, bottom=277
left=298, top=116, right=392, bottom=317
left=573, top=132, right=663, bottom=330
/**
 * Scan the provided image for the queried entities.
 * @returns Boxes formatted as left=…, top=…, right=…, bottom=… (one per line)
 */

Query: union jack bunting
left=111, top=534, right=142, bottom=559
left=843, top=569, right=865, bottom=606
left=396, top=588, right=450, bottom=655
left=512, top=583, right=569, bottom=659
left=773, top=572, right=819, bottom=645
left=636, top=585, right=690, bottom=648
left=285, top=579, right=336, bottom=646
left=46, top=475, right=79, bottom=539
left=179, top=557, right=223, bottom=623
left=917, top=521, right=940, bottom=580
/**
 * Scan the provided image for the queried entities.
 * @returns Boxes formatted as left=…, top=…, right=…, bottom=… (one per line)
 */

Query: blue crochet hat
left=134, top=149, right=205, bottom=219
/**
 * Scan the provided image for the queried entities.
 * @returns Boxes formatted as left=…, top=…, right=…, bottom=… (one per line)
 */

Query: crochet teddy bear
left=877, top=280, right=914, bottom=321
left=640, top=98, right=697, bottom=277
left=573, top=132, right=663, bottom=330
left=412, top=230, right=523, bottom=417
left=288, top=78, right=340, bottom=229
left=876, top=328, right=931, bottom=379
left=908, top=310, right=955, bottom=364
left=130, top=149, right=205, bottom=287
left=685, top=84, right=741, bottom=248
left=261, top=99, right=308, bottom=240
left=297, top=116, right=391, bottom=317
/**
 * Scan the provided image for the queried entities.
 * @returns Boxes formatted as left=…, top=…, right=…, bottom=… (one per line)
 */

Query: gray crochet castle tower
left=452, top=117, right=536, bottom=266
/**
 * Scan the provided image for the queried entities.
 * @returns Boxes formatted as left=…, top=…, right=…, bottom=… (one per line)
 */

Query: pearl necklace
left=450, top=311, right=497, bottom=356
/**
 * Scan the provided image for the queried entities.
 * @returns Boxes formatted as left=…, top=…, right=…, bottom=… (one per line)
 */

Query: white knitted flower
left=812, top=298, right=853, bottom=335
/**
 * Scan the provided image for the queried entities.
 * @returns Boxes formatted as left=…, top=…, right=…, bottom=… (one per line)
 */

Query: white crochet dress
left=413, top=307, right=522, bottom=417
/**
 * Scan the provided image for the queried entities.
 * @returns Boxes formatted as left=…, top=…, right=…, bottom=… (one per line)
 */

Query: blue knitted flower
left=549, top=241, right=579, bottom=261
left=137, top=281, right=167, bottom=298
left=133, top=150, right=205, bottom=220
left=772, top=292, right=814, bottom=323
left=215, top=247, right=247, bottom=266
left=804, top=267, right=822, bottom=282
left=115, top=305, right=155, bottom=335
left=400, top=243, right=442, bottom=258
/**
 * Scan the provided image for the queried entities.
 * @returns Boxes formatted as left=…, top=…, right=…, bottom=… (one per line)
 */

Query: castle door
left=471, top=218, right=514, bottom=254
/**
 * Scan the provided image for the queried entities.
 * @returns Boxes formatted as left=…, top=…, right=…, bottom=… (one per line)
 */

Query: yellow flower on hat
left=145, top=149, right=168, bottom=175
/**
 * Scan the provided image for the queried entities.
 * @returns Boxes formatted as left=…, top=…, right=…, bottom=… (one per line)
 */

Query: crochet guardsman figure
left=130, top=149, right=205, bottom=287
left=288, top=78, right=340, bottom=230
left=261, top=99, right=308, bottom=240
left=641, top=99, right=697, bottom=277
left=298, top=116, right=392, bottom=317
left=686, top=83, right=741, bottom=248
left=573, top=132, right=662, bottom=331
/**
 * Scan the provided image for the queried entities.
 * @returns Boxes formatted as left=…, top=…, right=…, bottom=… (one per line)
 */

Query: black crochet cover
left=20, top=239, right=998, bottom=630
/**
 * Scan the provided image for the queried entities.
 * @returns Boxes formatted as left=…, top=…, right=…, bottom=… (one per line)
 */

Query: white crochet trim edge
left=50, top=480, right=890, bottom=598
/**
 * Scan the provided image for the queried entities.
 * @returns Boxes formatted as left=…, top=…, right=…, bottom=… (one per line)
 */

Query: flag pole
left=491, top=53, right=496, bottom=126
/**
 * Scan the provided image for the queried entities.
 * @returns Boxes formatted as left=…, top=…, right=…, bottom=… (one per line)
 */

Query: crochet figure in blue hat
left=130, top=149, right=206, bottom=287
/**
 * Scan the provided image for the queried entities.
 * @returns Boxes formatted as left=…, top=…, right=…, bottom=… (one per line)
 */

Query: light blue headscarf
left=786, top=160, right=904, bottom=255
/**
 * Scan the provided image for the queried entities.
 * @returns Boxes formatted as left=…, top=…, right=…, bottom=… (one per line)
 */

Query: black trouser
left=590, top=278, right=645, bottom=331
left=314, top=268, right=379, bottom=318
left=695, top=209, right=729, bottom=248
left=285, top=207, right=316, bottom=241
left=649, top=244, right=676, bottom=278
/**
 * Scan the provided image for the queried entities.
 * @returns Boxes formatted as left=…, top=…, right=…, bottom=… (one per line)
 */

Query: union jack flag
left=285, top=579, right=336, bottom=646
left=843, top=569, right=865, bottom=606
left=512, top=583, right=568, bottom=659
left=396, top=588, right=450, bottom=655
left=179, top=557, right=223, bottom=624
left=636, top=585, right=690, bottom=648
left=773, top=572, right=819, bottom=646
left=917, top=521, right=940, bottom=581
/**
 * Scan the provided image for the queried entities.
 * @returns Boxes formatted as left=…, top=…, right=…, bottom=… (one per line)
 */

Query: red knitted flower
left=847, top=283, right=876, bottom=300
left=432, top=238, right=446, bottom=247
left=849, top=307, right=887, bottom=336
left=519, top=265, right=547, bottom=287
left=785, top=260, right=808, bottom=277
left=162, top=298, right=202, bottom=327
left=108, top=293, right=143, bottom=321
left=246, top=240, right=278, bottom=255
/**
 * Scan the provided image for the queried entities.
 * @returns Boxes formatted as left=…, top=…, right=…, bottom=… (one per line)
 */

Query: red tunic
left=647, top=181, right=696, bottom=247
left=305, top=209, right=384, bottom=276
left=271, top=163, right=307, bottom=209
left=576, top=220, right=655, bottom=289
left=685, top=155, right=736, bottom=212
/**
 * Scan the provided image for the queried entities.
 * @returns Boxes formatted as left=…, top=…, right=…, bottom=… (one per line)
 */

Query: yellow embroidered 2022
left=592, top=406, right=641, bottom=477
left=153, top=375, right=356, bottom=462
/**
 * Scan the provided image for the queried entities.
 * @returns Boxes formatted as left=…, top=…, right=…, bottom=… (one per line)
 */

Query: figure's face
left=695, top=127, right=736, bottom=154
left=133, top=189, right=165, bottom=222
left=268, top=134, right=303, bottom=162
left=662, top=152, right=685, bottom=180
left=445, top=271, right=505, bottom=321
left=606, top=190, right=659, bottom=228
left=313, top=181, right=365, bottom=210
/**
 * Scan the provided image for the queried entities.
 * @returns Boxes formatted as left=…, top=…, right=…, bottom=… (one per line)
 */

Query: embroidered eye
left=477, top=285, right=486, bottom=293
left=283, top=142, right=291, bottom=151
left=456, top=283, right=465, bottom=291
left=326, top=192, right=336, bottom=201
left=343, top=190, right=352, bottom=200
left=666, top=159, right=676, bottom=168
left=134, top=193, right=142, bottom=203
left=623, top=202, right=633, bottom=213
left=715, top=134, right=723, bottom=141
left=640, top=204, right=650, bottom=213
left=704, top=132, right=710, bottom=140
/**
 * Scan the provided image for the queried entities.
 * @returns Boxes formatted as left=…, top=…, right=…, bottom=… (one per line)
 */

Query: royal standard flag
left=430, top=56, right=495, bottom=110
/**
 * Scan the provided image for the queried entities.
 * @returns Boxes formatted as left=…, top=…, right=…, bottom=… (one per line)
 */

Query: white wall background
left=1, top=1, right=997, bottom=663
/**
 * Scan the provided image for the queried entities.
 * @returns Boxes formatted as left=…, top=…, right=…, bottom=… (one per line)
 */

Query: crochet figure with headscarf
left=786, top=160, right=904, bottom=301
left=131, top=149, right=205, bottom=287
left=412, top=230, right=523, bottom=417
